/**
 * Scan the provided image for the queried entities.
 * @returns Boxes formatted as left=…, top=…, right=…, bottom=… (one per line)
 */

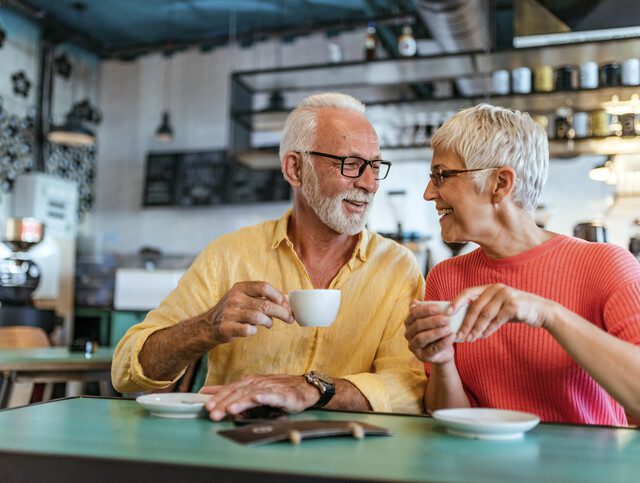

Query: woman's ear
left=492, top=167, right=516, bottom=204
left=282, top=151, right=303, bottom=187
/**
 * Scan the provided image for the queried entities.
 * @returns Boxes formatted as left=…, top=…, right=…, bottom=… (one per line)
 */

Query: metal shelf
left=230, top=36, right=640, bottom=167
left=236, top=138, right=640, bottom=170
left=235, top=85, right=640, bottom=132
left=232, top=37, right=640, bottom=93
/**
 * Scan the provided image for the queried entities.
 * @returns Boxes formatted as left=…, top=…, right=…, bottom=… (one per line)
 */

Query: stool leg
left=65, top=381, right=84, bottom=397
left=42, top=383, right=54, bottom=401
left=8, top=382, right=34, bottom=408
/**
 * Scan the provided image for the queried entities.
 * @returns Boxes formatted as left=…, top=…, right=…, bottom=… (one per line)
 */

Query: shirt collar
left=271, top=209, right=370, bottom=263
left=271, top=209, right=293, bottom=250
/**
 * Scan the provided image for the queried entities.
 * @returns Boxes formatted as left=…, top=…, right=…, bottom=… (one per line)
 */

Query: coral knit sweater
left=425, top=234, right=640, bottom=425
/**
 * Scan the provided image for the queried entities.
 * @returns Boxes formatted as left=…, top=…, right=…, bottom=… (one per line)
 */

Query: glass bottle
left=365, top=23, right=377, bottom=61
left=397, top=25, right=417, bottom=58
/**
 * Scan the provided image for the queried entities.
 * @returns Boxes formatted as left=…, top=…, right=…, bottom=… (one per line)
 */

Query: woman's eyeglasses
left=429, top=167, right=498, bottom=187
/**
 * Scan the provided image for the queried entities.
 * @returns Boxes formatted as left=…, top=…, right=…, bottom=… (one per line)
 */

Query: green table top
left=0, top=397, right=638, bottom=482
left=0, top=347, right=113, bottom=370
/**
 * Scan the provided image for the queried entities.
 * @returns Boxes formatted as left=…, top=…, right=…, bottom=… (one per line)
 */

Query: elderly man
left=112, top=92, right=425, bottom=420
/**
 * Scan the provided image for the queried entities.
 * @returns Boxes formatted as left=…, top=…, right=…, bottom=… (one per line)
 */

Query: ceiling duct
left=412, top=0, right=491, bottom=96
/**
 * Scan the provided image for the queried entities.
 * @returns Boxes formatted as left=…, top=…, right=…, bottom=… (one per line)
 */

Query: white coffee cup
left=288, top=289, right=341, bottom=327
left=426, top=301, right=469, bottom=341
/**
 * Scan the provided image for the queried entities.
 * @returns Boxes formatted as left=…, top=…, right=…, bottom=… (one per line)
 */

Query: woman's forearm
left=545, top=303, right=640, bottom=417
left=425, top=359, right=470, bottom=413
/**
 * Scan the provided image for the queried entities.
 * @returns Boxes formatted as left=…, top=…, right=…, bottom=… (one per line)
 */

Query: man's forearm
left=325, top=379, right=372, bottom=412
left=138, top=310, right=215, bottom=381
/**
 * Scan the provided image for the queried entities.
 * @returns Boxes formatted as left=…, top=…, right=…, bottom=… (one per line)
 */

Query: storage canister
left=579, top=61, right=599, bottom=89
left=622, top=58, right=640, bottom=86
left=555, top=65, right=577, bottom=91
left=511, top=67, right=532, bottom=94
left=619, top=113, right=637, bottom=136
left=533, top=65, right=553, bottom=92
left=573, top=111, right=589, bottom=138
left=589, top=110, right=610, bottom=137
left=600, top=62, right=622, bottom=87
left=491, top=69, right=510, bottom=95
left=554, top=111, right=573, bottom=139
left=609, top=114, right=623, bottom=136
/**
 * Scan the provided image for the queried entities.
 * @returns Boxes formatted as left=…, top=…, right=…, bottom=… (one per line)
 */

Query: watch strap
left=305, top=371, right=335, bottom=409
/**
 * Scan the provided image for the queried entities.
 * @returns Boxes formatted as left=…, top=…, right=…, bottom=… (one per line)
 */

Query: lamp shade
left=47, top=119, right=95, bottom=147
left=155, top=111, right=174, bottom=142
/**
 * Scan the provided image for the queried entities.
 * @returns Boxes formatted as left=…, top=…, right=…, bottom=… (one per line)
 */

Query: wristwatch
left=304, top=371, right=335, bottom=409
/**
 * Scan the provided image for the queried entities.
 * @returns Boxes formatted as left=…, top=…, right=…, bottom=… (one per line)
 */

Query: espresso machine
left=0, top=217, right=57, bottom=333
left=9, top=173, right=78, bottom=343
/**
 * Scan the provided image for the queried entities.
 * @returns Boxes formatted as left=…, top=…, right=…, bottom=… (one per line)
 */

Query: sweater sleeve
left=599, top=247, right=640, bottom=344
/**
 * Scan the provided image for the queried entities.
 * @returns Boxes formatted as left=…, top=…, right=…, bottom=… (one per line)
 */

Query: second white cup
left=427, top=301, right=469, bottom=341
left=288, top=289, right=341, bottom=327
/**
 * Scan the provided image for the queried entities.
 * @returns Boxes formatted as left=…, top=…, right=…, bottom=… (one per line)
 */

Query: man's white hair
left=279, top=92, right=366, bottom=166
left=431, top=104, right=549, bottom=212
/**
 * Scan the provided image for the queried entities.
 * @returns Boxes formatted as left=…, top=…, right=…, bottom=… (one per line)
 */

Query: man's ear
left=282, top=151, right=303, bottom=188
left=492, top=167, right=516, bottom=204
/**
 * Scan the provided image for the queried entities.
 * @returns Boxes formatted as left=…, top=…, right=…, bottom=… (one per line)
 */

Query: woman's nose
left=424, top=179, right=437, bottom=201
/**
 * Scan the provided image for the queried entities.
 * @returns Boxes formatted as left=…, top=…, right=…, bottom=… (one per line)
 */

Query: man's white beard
left=301, top=160, right=374, bottom=235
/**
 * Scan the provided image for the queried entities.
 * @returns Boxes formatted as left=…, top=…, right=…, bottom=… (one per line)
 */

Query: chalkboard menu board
left=143, top=150, right=291, bottom=207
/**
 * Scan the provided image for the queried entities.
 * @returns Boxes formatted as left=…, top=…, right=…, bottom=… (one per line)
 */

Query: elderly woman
left=404, top=104, right=640, bottom=426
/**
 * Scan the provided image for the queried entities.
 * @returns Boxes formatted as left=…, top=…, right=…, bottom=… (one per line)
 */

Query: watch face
left=310, top=371, right=333, bottom=385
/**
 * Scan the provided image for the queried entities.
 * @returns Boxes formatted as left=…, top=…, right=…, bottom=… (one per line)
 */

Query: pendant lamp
left=47, top=2, right=97, bottom=147
left=156, top=36, right=175, bottom=142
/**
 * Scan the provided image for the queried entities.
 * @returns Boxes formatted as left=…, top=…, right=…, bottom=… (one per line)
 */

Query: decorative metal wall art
left=54, top=53, right=72, bottom=79
left=45, top=142, right=95, bottom=219
left=0, top=96, right=34, bottom=193
left=10, top=71, right=31, bottom=97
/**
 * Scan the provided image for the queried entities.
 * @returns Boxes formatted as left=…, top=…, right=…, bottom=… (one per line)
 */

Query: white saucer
left=432, top=408, right=540, bottom=440
left=136, top=393, right=211, bottom=418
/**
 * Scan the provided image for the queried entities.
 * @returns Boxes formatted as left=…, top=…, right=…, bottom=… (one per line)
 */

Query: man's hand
left=200, top=374, right=320, bottom=421
left=208, top=281, right=294, bottom=346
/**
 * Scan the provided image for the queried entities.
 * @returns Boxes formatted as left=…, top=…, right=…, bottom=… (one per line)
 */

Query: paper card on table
left=218, top=420, right=392, bottom=446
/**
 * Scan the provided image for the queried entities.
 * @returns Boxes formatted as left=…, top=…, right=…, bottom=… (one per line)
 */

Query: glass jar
left=600, top=62, right=622, bottom=87
left=533, top=65, right=553, bottom=92
left=555, top=65, right=577, bottom=91
left=589, top=110, right=611, bottom=138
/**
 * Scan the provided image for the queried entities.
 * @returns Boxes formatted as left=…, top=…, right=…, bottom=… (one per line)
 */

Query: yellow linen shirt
left=112, top=210, right=426, bottom=414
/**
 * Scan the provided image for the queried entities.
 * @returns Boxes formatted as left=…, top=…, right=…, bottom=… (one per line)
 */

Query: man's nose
left=354, top=163, right=379, bottom=192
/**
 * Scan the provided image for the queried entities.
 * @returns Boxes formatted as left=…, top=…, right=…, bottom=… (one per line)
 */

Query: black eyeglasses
left=303, top=151, right=392, bottom=180
left=429, top=167, right=498, bottom=188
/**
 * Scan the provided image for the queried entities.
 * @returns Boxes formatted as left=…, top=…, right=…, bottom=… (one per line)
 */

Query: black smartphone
left=232, top=405, right=288, bottom=426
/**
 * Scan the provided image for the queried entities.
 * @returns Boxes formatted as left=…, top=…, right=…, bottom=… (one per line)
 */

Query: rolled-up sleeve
left=111, top=244, right=219, bottom=393
left=343, top=272, right=426, bottom=414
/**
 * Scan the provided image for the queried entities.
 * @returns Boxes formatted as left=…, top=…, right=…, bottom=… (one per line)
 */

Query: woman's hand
left=404, top=301, right=457, bottom=364
left=450, top=284, right=557, bottom=342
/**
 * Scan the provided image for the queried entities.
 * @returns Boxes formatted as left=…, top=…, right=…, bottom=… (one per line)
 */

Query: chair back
left=0, top=326, right=50, bottom=348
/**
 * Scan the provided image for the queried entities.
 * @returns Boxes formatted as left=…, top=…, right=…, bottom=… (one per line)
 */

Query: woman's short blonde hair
left=431, top=104, right=548, bottom=212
